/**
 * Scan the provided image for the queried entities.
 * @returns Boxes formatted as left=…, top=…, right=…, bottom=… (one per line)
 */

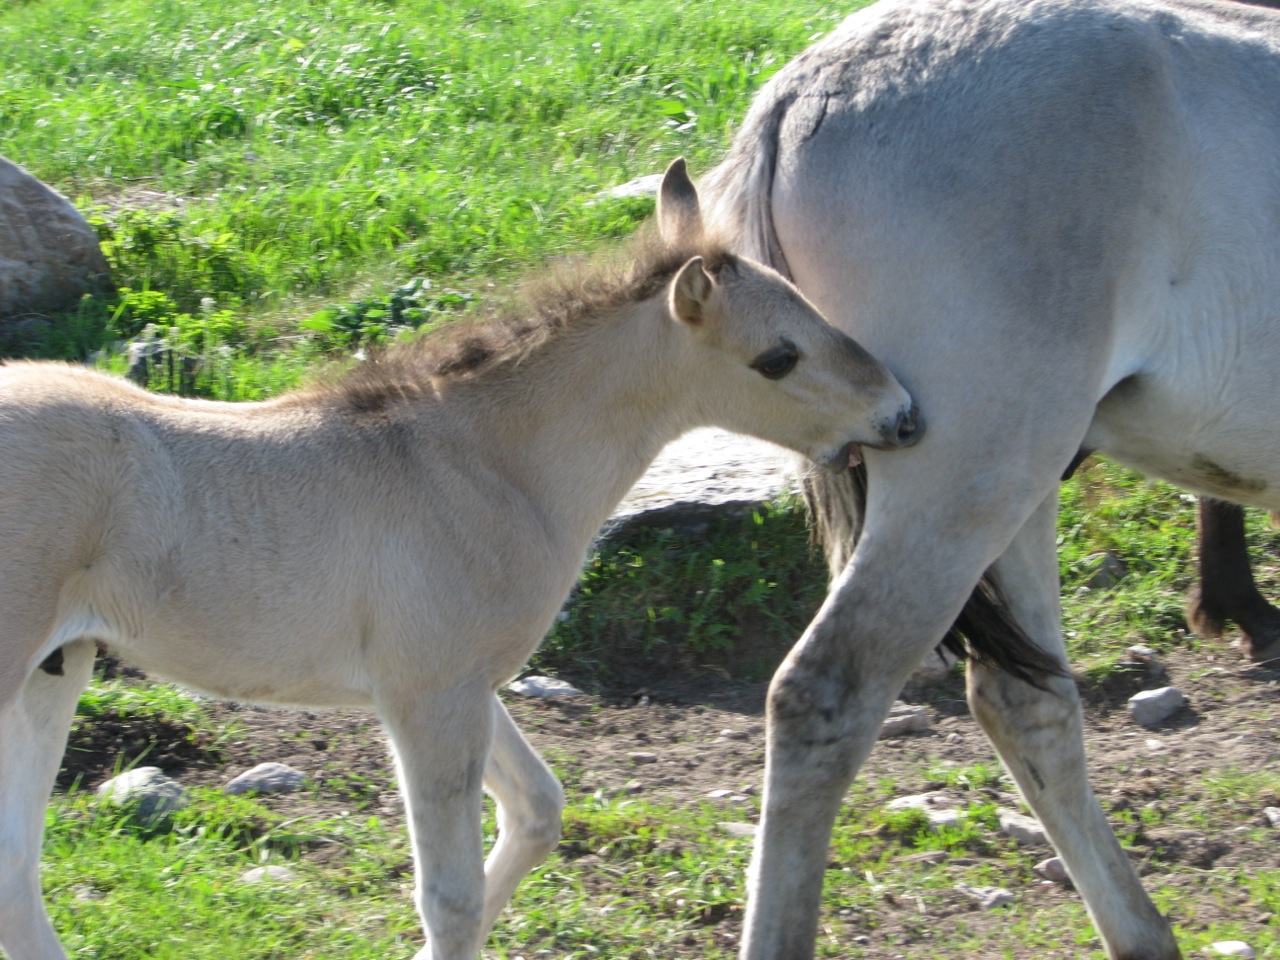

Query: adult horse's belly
left=1085, top=369, right=1280, bottom=511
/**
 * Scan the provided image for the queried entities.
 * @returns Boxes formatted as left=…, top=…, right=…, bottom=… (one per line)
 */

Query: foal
left=0, top=159, right=920, bottom=960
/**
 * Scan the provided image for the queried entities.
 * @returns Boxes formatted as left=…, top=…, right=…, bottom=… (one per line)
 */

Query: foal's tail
left=700, top=93, right=1063, bottom=688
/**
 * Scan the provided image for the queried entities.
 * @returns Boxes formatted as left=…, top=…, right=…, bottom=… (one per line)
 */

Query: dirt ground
left=58, top=642, right=1280, bottom=957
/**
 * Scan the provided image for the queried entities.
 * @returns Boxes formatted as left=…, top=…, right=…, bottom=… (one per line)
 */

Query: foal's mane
left=313, top=226, right=735, bottom=415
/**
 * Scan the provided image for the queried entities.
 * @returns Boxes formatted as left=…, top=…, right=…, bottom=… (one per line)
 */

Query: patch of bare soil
left=58, top=644, right=1280, bottom=957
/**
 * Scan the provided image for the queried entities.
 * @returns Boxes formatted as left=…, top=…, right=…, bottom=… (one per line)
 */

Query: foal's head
left=656, top=158, right=923, bottom=468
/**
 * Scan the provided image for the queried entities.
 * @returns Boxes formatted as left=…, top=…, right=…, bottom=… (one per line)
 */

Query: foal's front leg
left=378, top=680, right=493, bottom=960
left=970, top=495, right=1181, bottom=960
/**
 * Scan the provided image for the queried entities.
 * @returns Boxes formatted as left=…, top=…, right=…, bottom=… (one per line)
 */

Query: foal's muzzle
left=876, top=402, right=925, bottom=449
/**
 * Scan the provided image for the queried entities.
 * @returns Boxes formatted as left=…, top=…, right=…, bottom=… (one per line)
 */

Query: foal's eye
left=751, top=343, right=799, bottom=380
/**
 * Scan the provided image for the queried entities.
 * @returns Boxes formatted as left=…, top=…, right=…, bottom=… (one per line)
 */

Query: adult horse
left=698, top=1, right=1280, bottom=957
left=0, top=160, right=921, bottom=960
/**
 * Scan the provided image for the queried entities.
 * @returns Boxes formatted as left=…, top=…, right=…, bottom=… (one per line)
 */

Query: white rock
left=97, top=767, right=188, bottom=820
left=1204, top=942, right=1255, bottom=958
left=1264, top=807, right=1280, bottom=829
left=886, top=792, right=944, bottom=811
left=925, top=808, right=964, bottom=831
left=879, top=702, right=931, bottom=738
left=224, top=762, right=308, bottom=796
left=1127, top=687, right=1185, bottom=727
left=999, top=808, right=1049, bottom=846
left=507, top=675, right=583, bottom=698
left=241, top=865, right=299, bottom=884
left=603, top=174, right=665, bottom=199
left=913, top=646, right=960, bottom=681
left=717, top=821, right=758, bottom=838
left=955, top=883, right=1014, bottom=909
left=885, top=793, right=963, bottom=831
left=1033, top=857, right=1071, bottom=883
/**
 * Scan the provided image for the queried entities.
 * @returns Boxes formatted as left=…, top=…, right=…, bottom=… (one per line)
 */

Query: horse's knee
left=518, top=774, right=564, bottom=858
left=966, top=663, right=1080, bottom=739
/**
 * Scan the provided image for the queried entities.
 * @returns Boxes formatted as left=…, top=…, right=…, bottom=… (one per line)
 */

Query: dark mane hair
left=314, top=224, right=736, bottom=415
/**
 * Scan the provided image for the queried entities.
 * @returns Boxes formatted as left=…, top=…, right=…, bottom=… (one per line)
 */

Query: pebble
left=955, top=883, right=1014, bottom=910
left=627, top=751, right=658, bottom=764
left=507, top=676, right=584, bottom=698
left=913, top=646, right=960, bottom=681
left=717, top=821, right=758, bottom=838
left=1127, top=686, right=1185, bottom=727
left=241, top=865, right=299, bottom=884
left=998, top=808, right=1048, bottom=846
left=1084, top=552, right=1127, bottom=589
left=879, top=702, right=931, bottom=738
left=602, top=173, right=665, bottom=199
left=1204, top=942, right=1255, bottom=958
left=1033, top=857, right=1071, bottom=884
left=97, top=767, right=188, bottom=820
left=224, top=762, right=307, bottom=796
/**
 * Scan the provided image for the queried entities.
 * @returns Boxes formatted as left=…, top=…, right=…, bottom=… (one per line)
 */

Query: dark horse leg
left=1186, top=498, right=1280, bottom=662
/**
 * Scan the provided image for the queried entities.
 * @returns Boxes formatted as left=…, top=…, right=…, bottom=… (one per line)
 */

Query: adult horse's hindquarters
left=699, top=1, right=1280, bottom=958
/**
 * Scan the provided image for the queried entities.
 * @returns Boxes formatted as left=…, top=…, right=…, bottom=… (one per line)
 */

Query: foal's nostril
left=886, top=403, right=924, bottom=447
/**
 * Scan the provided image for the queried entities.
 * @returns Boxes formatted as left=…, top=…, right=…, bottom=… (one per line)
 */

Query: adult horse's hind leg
left=378, top=679, right=493, bottom=960
left=969, top=496, right=1180, bottom=960
left=478, top=696, right=564, bottom=935
left=1186, top=498, right=1280, bottom=662
left=0, top=639, right=96, bottom=960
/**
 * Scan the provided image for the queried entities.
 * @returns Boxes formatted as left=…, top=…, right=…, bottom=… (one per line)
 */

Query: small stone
left=956, top=883, right=1014, bottom=909
left=999, top=808, right=1048, bottom=846
left=913, top=646, right=960, bottom=681
left=717, top=821, right=758, bottom=838
left=1128, top=687, right=1186, bottom=727
left=241, top=865, right=298, bottom=884
left=603, top=173, right=665, bottom=199
left=720, top=728, right=750, bottom=741
left=1084, top=552, right=1127, bottom=589
left=1263, top=807, right=1280, bottom=828
left=879, top=702, right=931, bottom=738
left=925, top=808, right=964, bottom=831
left=628, top=751, right=658, bottom=764
left=707, top=789, right=733, bottom=799
left=507, top=676, right=583, bottom=698
left=224, top=762, right=307, bottom=796
left=1033, top=857, right=1071, bottom=884
left=1204, top=942, right=1255, bottom=958
left=886, top=792, right=944, bottom=811
left=97, top=767, right=188, bottom=820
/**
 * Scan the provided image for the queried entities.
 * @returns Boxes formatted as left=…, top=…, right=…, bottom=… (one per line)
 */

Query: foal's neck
left=451, top=295, right=693, bottom=549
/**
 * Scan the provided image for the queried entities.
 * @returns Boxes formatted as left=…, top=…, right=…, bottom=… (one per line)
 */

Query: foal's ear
left=670, top=256, right=714, bottom=327
left=657, top=157, right=704, bottom=247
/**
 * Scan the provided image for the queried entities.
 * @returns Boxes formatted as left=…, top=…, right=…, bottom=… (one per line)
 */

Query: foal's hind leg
left=478, top=696, right=564, bottom=935
left=1186, top=498, right=1280, bottom=662
left=0, top=640, right=96, bottom=960
left=378, top=679, right=493, bottom=960
left=969, top=495, right=1180, bottom=960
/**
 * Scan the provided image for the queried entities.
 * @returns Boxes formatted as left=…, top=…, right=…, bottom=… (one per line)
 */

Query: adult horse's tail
left=699, top=102, right=1063, bottom=688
